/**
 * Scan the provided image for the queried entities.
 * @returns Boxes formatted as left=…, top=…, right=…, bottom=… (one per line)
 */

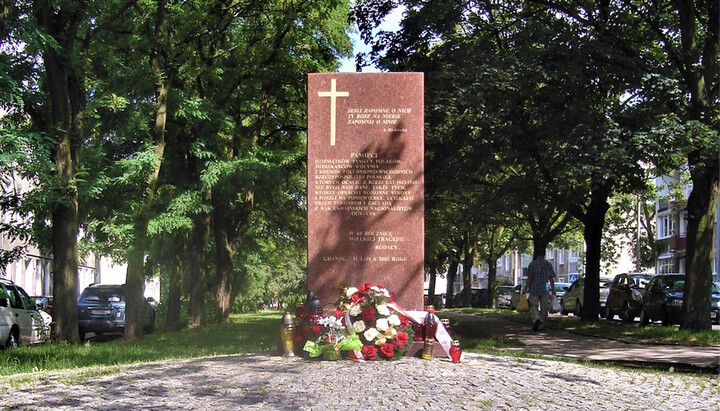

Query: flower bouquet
left=302, top=315, right=362, bottom=360
left=336, top=283, right=413, bottom=360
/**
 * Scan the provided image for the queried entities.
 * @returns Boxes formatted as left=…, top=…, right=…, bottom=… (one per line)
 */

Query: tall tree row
left=1, top=0, right=351, bottom=340
left=354, top=0, right=717, bottom=329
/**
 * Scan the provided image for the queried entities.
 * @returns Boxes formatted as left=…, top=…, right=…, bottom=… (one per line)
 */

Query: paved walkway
left=439, top=311, right=720, bottom=373
left=2, top=312, right=718, bottom=410
left=3, top=352, right=718, bottom=410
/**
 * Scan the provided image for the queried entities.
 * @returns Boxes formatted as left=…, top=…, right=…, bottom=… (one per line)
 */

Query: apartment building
left=655, top=173, right=719, bottom=280
left=1, top=172, right=159, bottom=300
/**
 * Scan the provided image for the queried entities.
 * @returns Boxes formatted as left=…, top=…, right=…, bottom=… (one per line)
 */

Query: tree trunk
left=36, top=1, right=84, bottom=344
left=445, top=259, right=458, bottom=308
left=427, top=270, right=436, bottom=307
left=211, top=190, right=253, bottom=323
left=486, top=257, right=498, bottom=309
left=188, top=190, right=211, bottom=328
left=680, top=154, right=718, bottom=331
left=579, top=186, right=610, bottom=321
left=675, top=0, right=719, bottom=332
left=461, top=233, right=475, bottom=307
left=532, top=240, right=548, bottom=261
left=213, top=216, right=235, bottom=323
left=125, top=236, right=147, bottom=339
left=164, top=234, right=184, bottom=332
left=125, top=24, right=171, bottom=339
left=0, top=0, right=12, bottom=39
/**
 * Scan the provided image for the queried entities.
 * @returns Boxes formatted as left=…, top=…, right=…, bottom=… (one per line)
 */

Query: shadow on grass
left=0, top=311, right=284, bottom=376
left=442, top=308, right=720, bottom=347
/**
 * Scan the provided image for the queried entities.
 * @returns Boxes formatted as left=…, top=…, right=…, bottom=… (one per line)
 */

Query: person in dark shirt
left=523, top=255, right=556, bottom=331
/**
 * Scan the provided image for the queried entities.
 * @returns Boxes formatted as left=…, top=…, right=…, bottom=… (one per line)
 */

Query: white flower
left=376, top=304, right=390, bottom=316
left=376, top=318, right=389, bottom=332
left=388, top=314, right=401, bottom=326
left=363, top=327, right=379, bottom=342
left=349, top=303, right=362, bottom=316
left=353, top=320, right=366, bottom=333
left=318, top=316, right=342, bottom=328
left=345, top=287, right=358, bottom=298
left=374, top=337, right=387, bottom=345
left=385, top=328, right=398, bottom=339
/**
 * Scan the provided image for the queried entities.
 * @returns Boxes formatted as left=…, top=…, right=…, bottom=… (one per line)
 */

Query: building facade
left=1, top=172, right=160, bottom=300
left=655, top=173, right=719, bottom=280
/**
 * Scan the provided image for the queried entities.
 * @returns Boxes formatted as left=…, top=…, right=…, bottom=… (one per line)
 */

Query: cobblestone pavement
left=2, top=352, right=719, bottom=410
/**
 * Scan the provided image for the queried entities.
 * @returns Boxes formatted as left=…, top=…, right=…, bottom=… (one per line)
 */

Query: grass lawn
left=0, top=311, right=283, bottom=377
left=2, top=308, right=717, bottom=380
left=443, top=308, right=720, bottom=347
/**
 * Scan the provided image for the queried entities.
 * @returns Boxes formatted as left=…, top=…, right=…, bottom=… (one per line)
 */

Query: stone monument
left=307, top=72, right=424, bottom=311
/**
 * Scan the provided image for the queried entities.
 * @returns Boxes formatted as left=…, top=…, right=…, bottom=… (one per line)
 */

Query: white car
left=0, top=279, right=52, bottom=348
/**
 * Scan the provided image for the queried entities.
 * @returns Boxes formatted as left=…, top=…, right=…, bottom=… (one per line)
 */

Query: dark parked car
left=452, top=288, right=489, bottom=308
left=495, top=286, right=514, bottom=309
left=605, top=273, right=653, bottom=322
left=77, top=284, right=156, bottom=341
left=715, top=282, right=720, bottom=324
left=641, top=275, right=720, bottom=326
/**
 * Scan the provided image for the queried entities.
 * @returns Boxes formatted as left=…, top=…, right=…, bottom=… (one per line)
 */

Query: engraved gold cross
left=317, top=78, right=349, bottom=146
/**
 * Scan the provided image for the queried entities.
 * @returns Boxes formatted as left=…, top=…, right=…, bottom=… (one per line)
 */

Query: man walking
left=522, top=254, right=556, bottom=331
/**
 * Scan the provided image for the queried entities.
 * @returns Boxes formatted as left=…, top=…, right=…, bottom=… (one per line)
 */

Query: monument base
left=405, top=340, right=448, bottom=359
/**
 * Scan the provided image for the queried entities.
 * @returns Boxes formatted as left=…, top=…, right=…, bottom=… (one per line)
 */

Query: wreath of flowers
left=335, top=283, right=413, bottom=360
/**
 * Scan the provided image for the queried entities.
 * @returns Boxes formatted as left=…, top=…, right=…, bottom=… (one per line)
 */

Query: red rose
left=380, top=343, right=395, bottom=358
left=393, top=332, right=408, bottom=349
left=361, top=307, right=376, bottom=322
left=361, top=345, right=377, bottom=360
left=399, top=315, right=409, bottom=326
left=350, top=294, right=362, bottom=303
left=335, top=309, right=344, bottom=318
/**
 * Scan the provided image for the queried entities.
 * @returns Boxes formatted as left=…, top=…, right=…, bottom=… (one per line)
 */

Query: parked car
left=452, top=288, right=489, bottom=308
left=32, top=295, right=53, bottom=317
left=549, top=282, right=571, bottom=313
left=423, top=294, right=445, bottom=309
left=641, top=275, right=720, bottom=326
left=510, top=283, right=526, bottom=310
left=495, top=286, right=514, bottom=309
left=715, top=282, right=720, bottom=324
left=0, top=279, right=53, bottom=349
left=605, top=273, right=653, bottom=322
left=77, top=284, right=156, bottom=341
left=560, top=278, right=613, bottom=316
left=599, top=279, right=612, bottom=310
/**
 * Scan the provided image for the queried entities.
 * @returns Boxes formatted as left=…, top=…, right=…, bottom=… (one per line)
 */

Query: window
left=658, top=214, right=675, bottom=239
left=658, top=257, right=674, bottom=274
left=558, top=251, right=564, bottom=265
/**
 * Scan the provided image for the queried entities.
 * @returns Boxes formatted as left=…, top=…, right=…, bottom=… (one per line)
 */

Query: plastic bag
left=551, top=296, right=561, bottom=313
left=516, top=295, right=529, bottom=312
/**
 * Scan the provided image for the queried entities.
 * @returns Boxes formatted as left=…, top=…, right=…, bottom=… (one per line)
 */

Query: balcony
left=670, top=235, right=686, bottom=252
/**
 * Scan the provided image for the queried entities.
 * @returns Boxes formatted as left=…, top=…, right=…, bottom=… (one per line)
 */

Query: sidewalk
left=439, top=311, right=720, bottom=374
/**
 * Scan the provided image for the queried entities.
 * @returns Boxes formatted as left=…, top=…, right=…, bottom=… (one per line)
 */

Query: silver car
left=560, top=278, right=612, bottom=316
left=0, top=279, right=52, bottom=348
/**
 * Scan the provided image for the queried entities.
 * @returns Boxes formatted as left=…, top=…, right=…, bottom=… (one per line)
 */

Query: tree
left=603, top=193, right=656, bottom=273
left=353, top=0, right=670, bottom=322
left=526, top=0, right=719, bottom=331
left=1, top=0, right=96, bottom=344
